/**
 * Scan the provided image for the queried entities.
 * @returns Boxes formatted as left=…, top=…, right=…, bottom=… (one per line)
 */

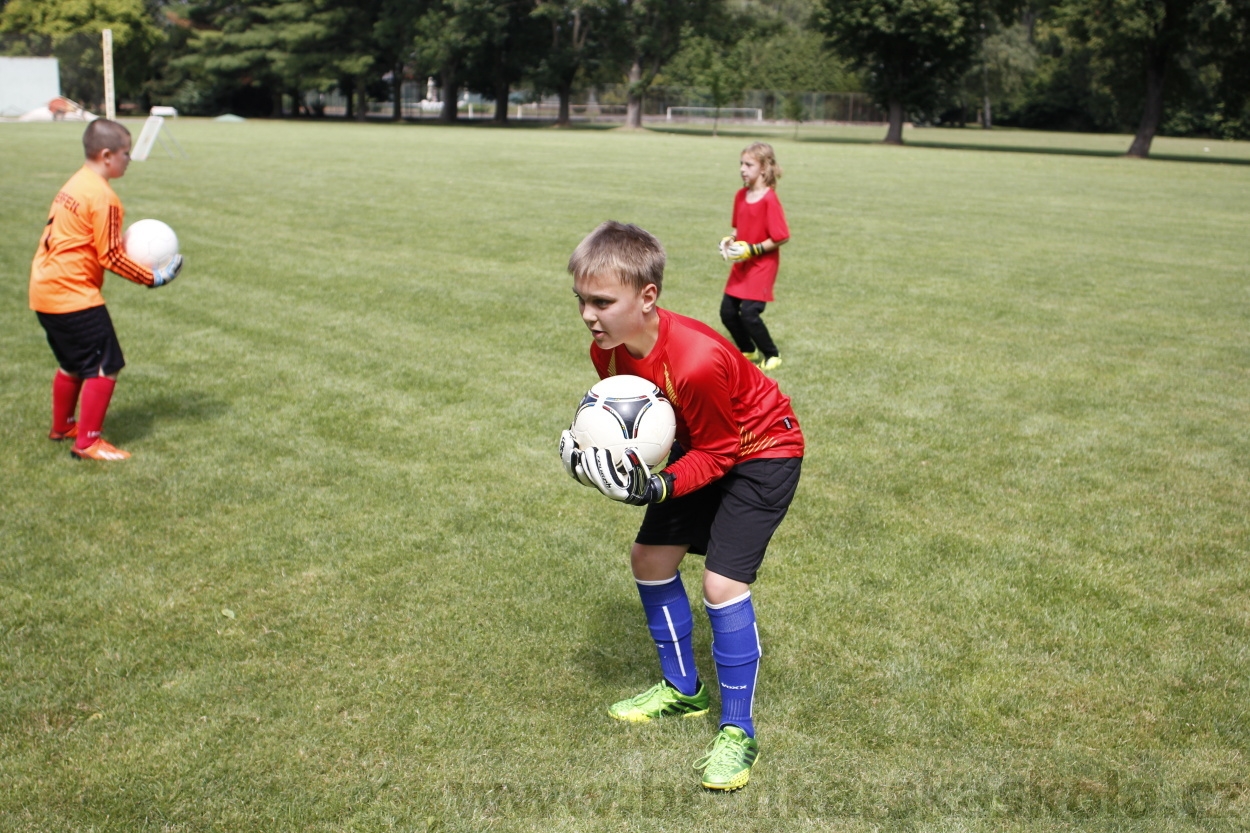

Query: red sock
left=51, top=371, right=83, bottom=433
left=75, top=376, right=117, bottom=450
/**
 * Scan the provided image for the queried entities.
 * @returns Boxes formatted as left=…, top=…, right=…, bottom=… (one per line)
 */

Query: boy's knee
left=703, top=569, right=750, bottom=606
left=630, top=543, right=687, bottom=582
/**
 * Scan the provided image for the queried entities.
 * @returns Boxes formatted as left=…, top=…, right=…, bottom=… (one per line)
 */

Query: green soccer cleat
left=693, top=725, right=759, bottom=791
left=759, top=355, right=783, bottom=371
left=608, top=681, right=710, bottom=722
left=742, top=350, right=763, bottom=364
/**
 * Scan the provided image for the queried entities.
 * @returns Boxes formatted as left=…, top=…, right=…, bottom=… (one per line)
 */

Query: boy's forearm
left=101, top=248, right=154, bottom=286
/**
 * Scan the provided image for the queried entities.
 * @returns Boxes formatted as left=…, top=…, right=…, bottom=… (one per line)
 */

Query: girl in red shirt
left=718, top=142, right=790, bottom=371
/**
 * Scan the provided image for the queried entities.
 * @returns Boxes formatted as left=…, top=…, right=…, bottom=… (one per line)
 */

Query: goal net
left=665, top=106, right=763, bottom=122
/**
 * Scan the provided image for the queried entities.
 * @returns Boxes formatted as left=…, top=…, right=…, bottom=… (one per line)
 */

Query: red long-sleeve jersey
left=590, top=308, right=804, bottom=498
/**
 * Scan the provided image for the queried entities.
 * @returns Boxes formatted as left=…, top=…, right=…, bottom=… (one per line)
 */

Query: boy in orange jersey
left=559, top=222, right=803, bottom=792
left=29, top=119, right=183, bottom=461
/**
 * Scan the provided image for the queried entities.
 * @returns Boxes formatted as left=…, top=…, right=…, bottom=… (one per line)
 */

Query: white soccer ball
left=123, top=219, right=179, bottom=270
left=572, top=374, right=676, bottom=471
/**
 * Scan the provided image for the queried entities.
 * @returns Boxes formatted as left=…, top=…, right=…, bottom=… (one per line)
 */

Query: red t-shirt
left=725, top=188, right=789, bottom=303
left=590, top=308, right=804, bottom=498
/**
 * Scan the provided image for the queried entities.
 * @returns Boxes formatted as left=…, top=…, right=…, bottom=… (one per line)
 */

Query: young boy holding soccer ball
left=719, top=142, right=789, bottom=371
left=560, top=221, right=803, bottom=791
left=29, top=119, right=183, bottom=460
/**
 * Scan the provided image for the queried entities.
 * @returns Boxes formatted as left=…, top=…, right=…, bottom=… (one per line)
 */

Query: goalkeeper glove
left=559, top=428, right=596, bottom=488
left=725, top=241, right=766, bottom=262
left=583, top=447, right=673, bottom=505
left=152, top=254, right=183, bottom=288
left=719, top=236, right=736, bottom=260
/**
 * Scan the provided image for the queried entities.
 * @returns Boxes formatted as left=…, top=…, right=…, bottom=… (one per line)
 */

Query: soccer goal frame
left=665, top=106, right=763, bottom=122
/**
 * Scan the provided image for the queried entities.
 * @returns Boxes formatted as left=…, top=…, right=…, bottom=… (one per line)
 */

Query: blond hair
left=83, top=119, right=131, bottom=159
left=742, top=142, right=782, bottom=188
left=568, top=221, right=666, bottom=296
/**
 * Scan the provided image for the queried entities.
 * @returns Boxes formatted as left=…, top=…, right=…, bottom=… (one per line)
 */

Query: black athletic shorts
left=635, top=455, right=802, bottom=584
left=36, top=306, right=126, bottom=377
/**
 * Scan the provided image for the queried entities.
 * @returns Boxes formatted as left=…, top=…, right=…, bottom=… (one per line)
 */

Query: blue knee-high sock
left=636, top=573, right=699, bottom=696
left=707, top=591, right=761, bottom=737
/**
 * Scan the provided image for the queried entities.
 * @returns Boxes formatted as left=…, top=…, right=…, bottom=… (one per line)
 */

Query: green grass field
left=2, top=119, right=1248, bottom=832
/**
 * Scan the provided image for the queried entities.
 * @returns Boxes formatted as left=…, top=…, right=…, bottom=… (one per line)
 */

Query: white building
left=0, top=57, right=61, bottom=118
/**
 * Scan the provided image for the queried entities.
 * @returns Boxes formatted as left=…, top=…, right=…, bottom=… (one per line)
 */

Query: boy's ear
left=641, top=282, right=659, bottom=310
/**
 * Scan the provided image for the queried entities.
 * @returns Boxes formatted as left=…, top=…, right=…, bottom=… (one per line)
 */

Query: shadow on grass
left=576, top=594, right=657, bottom=687
left=900, top=138, right=1250, bottom=166
left=108, top=391, right=229, bottom=444
left=648, top=124, right=1250, bottom=166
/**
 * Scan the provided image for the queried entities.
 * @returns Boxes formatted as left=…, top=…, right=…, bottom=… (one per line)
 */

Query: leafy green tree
left=1194, top=0, right=1250, bottom=136
left=412, top=0, right=502, bottom=121
left=740, top=28, right=858, bottom=93
left=1063, top=0, right=1199, bottom=154
left=0, top=0, right=165, bottom=109
left=818, top=0, right=983, bottom=143
left=530, top=0, right=616, bottom=125
left=663, top=5, right=857, bottom=128
left=613, top=0, right=715, bottom=129
left=966, top=15, right=1038, bottom=126
left=463, top=0, right=546, bottom=123
left=1058, top=0, right=1250, bottom=154
left=178, top=0, right=380, bottom=118
left=374, top=0, right=429, bottom=121
left=662, top=31, right=741, bottom=134
left=175, top=0, right=281, bottom=116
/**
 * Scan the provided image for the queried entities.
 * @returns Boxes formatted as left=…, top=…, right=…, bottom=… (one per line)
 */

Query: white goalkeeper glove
left=559, top=428, right=596, bottom=488
left=725, top=241, right=765, bottom=262
left=719, top=236, right=736, bottom=260
left=583, top=447, right=672, bottom=505
left=152, top=254, right=183, bottom=288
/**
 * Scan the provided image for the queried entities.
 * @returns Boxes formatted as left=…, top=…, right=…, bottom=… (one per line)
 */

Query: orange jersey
left=29, top=165, right=153, bottom=313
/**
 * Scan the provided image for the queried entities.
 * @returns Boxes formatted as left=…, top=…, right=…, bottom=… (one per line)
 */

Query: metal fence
left=288, top=84, right=885, bottom=124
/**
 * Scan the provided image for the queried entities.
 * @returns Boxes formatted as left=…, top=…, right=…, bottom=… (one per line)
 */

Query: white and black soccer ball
left=572, top=374, right=676, bottom=471
left=123, top=219, right=179, bottom=271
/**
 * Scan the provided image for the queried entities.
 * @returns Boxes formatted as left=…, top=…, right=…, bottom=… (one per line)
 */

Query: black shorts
left=635, top=456, right=802, bottom=584
left=36, top=306, right=126, bottom=377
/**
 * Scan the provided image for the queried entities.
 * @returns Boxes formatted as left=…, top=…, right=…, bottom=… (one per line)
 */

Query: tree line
left=2, top=0, right=1247, bottom=155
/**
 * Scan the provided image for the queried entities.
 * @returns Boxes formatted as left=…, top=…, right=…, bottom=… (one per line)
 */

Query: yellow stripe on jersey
left=739, top=426, right=779, bottom=458
left=662, top=365, right=680, bottom=408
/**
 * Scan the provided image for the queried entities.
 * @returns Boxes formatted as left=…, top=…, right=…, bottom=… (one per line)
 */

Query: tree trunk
left=625, top=59, right=643, bottom=129
left=494, top=88, right=509, bottom=122
left=440, top=65, right=459, bottom=122
left=1127, top=50, right=1167, bottom=158
left=555, top=79, right=572, bottom=127
left=981, top=53, right=992, bottom=129
left=492, top=49, right=510, bottom=123
left=392, top=62, right=404, bottom=121
left=1021, top=8, right=1037, bottom=42
left=884, top=99, right=905, bottom=144
left=355, top=75, right=367, bottom=122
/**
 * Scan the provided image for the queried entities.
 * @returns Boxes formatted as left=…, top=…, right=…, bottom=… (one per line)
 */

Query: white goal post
left=666, top=106, right=763, bottom=122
